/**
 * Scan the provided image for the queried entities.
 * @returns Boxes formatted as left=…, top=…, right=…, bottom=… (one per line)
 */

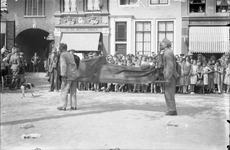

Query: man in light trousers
left=57, top=43, right=78, bottom=111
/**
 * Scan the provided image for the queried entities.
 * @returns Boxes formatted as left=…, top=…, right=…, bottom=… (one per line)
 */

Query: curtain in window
left=150, top=0, right=168, bottom=4
left=26, top=0, right=44, bottom=16
left=87, top=0, right=100, bottom=11
left=135, top=22, right=151, bottom=54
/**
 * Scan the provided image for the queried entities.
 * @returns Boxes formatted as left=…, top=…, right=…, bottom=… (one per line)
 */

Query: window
left=119, top=0, right=138, bottom=6
left=25, top=0, right=45, bottom=16
left=1, top=0, right=7, bottom=12
left=115, top=22, right=127, bottom=55
left=116, top=22, right=127, bottom=42
left=216, top=0, right=230, bottom=13
left=189, top=0, right=206, bottom=13
left=150, top=0, right=168, bottom=5
left=157, top=21, right=174, bottom=51
left=86, top=0, right=101, bottom=11
left=135, top=21, right=151, bottom=56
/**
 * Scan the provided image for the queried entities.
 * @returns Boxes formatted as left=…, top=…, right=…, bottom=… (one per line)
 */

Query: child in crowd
left=202, top=62, right=212, bottom=93
left=190, top=59, right=197, bottom=94
left=207, top=60, right=215, bottom=93
left=214, top=60, right=223, bottom=94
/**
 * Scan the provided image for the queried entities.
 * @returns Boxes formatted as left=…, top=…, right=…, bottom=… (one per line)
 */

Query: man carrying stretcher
left=58, top=38, right=178, bottom=116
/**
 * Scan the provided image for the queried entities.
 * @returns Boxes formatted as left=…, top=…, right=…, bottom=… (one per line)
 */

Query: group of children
left=176, top=53, right=230, bottom=94
left=76, top=52, right=230, bottom=94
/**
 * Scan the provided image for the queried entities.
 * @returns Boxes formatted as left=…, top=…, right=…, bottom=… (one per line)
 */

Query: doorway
left=16, top=28, right=53, bottom=72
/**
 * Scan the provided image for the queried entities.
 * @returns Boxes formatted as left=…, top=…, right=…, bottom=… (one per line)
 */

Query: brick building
left=1, top=0, right=58, bottom=71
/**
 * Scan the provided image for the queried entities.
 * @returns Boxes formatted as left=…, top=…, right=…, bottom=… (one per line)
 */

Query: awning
left=189, top=27, right=229, bottom=53
left=60, top=33, right=101, bottom=51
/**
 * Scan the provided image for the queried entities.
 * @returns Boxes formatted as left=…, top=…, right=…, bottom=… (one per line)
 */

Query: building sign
left=59, top=27, right=109, bottom=33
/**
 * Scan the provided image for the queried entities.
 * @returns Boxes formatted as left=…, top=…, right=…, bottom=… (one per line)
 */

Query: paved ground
left=0, top=73, right=229, bottom=150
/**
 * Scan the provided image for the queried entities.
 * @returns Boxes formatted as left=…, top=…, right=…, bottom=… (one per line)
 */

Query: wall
left=1, top=0, right=59, bottom=36
left=182, top=0, right=230, bottom=54
left=109, top=0, right=182, bottom=55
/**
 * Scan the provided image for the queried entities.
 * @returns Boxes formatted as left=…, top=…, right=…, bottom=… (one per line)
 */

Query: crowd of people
left=0, top=46, right=42, bottom=89
left=77, top=52, right=230, bottom=94
left=43, top=46, right=230, bottom=95
left=1, top=45, right=230, bottom=94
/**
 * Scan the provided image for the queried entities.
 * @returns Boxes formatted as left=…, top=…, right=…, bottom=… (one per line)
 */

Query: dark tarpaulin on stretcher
left=73, top=56, right=160, bottom=84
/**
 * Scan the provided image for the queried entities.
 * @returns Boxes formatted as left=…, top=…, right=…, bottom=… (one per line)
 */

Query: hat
left=162, top=38, right=171, bottom=48
left=59, top=43, right=67, bottom=51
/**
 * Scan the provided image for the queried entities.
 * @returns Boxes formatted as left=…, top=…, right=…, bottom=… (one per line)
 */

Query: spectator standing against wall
left=48, top=48, right=60, bottom=92
left=31, top=53, right=41, bottom=73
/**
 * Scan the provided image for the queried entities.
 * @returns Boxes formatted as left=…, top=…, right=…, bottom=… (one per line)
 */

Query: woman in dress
left=224, top=61, right=230, bottom=93
left=202, top=62, right=212, bottom=93
left=181, top=56, right=191, bottom=94
left=214, top=60, right=223, bottom=94
left=196, top=60, right=203, bottom=93
left=189, top=59, right=198, bottom=94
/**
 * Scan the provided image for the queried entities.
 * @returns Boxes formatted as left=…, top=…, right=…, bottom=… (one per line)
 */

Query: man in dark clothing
left=31, top=53, right=41, bottom=73
left=48, top=49, right=60, bottom=92
left=159, top=38, right=179, bottom=116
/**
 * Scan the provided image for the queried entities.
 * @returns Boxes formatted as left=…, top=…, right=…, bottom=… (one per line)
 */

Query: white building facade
left=109, top=0, right=183, bottom=56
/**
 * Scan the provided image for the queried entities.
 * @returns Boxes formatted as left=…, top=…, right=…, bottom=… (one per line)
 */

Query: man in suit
left=160, top=38, right=179, bottom=116
left=48, top=48, right=60, bottom=92
left=57, top=43, right=78, bottom=111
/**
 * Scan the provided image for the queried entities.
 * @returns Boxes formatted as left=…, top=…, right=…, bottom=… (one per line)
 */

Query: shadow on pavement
left=1, top=101, right=211, bottom=126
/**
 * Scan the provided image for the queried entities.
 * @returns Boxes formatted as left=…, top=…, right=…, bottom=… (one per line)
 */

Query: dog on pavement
left=20, top=83, right=35, bottom=98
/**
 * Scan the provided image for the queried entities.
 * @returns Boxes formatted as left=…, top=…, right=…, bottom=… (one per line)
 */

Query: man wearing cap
left=159, top=38, right=179, bottom=115
left=57, top=44, right=78, bottom=111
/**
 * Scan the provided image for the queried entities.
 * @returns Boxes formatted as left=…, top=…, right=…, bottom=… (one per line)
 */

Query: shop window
left=135, top=21, right=151, bottom=56
left=116, top=22, right=127, bottom=42
left=25, top=0, right=45, bottom=16
left=189, top=0, right=206, bottom=13
left=157, top=21, right=174, bottom=51
left=119, top=0, right=138, bottom=6
left=150, top=0, right=168, bottom=5
left=216, top=0, right=230, bottom=13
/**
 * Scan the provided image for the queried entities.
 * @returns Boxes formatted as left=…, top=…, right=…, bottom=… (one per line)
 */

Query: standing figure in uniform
left=31, top=53, right=41, bottom=73
left=159, top=38, right=179, bottom=116
left=57, top=43, right=78, bottom=111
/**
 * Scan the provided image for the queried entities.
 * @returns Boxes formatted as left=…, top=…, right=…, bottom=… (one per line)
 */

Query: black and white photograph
left=0, top=0, right=229, bottom=149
